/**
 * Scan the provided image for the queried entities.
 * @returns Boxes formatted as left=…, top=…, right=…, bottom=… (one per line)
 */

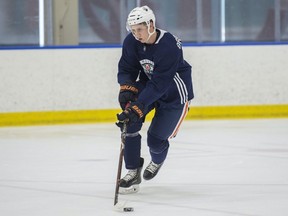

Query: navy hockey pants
left=124, top=101, right=189, bottom=169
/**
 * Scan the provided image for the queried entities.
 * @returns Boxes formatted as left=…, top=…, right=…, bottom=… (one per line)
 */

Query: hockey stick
left=114, top=121, right=127, bottom=205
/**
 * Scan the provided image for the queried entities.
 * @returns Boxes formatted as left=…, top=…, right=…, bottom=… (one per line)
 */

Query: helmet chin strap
left=131, top=21, right=156, bottom=43
left=144, top=27, right=155, bottom=43
left=144, top=20, right=155, bottom=43
left=131, top=28, right=155, bottom=43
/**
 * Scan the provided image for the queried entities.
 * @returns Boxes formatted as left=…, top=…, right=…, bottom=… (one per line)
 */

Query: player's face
left=130, top=24, right=149, bottom=43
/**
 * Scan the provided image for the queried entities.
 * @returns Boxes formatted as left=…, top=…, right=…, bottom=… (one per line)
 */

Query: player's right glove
left=117, top=102, right=144, bottom=124
left=118, top=82, right=138, bottom=110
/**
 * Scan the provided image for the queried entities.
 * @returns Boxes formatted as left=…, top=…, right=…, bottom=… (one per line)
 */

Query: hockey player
left=116, top=5, right=194, bottom=194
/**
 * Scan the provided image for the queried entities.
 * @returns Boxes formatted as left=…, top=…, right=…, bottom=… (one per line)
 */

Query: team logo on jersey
left=140, top=59, right=154, bottom=79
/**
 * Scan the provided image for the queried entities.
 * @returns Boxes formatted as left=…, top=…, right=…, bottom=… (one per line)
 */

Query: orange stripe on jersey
left=169, top=101, right=189, bottom=139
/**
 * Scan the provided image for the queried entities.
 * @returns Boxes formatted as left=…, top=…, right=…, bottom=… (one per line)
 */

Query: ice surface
left=0, top=119, right=287, bottom=216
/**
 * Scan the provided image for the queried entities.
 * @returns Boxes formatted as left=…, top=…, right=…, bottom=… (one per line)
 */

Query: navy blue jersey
left=118, top=29, right=194, bottom=109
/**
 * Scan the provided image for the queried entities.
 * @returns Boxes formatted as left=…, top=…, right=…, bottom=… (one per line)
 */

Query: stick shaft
left=114, top=123, right=127, bottom=205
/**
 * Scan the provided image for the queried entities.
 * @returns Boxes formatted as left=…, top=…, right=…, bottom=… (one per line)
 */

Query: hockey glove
left=118, top=82, right=138, bottom=110
left=117, top=102, right=145, bottom=124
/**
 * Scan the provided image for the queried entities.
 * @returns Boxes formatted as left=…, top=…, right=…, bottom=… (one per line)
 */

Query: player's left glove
left=117, top=102, right=145, bottom=124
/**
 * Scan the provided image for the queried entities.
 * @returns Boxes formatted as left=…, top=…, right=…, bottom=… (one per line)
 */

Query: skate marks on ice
left=123, top=119, right=288, bottom=215
left=125, top=183, right=288, bottom=216
left=0, top=119, right=288, bottom=216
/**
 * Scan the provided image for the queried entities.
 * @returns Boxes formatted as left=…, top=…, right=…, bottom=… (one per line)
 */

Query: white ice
left=0, top=119, right=288, bottom=216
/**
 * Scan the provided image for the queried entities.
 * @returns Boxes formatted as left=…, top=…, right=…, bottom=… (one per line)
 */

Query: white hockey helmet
left=126, top=5, right=156, bottom=31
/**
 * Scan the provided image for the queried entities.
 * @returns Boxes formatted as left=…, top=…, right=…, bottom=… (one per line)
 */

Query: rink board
left=0, top=104, right=287, bottom=127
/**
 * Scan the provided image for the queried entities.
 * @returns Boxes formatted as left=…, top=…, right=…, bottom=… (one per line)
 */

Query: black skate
left=119, top=157, right=144, bottom=194
left=143, top=161, right=163, bottom=180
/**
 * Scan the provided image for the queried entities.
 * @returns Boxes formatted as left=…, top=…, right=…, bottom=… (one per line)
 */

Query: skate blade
left=119, top=185, right=140, bottom=194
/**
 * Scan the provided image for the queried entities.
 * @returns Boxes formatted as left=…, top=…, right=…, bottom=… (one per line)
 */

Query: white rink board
left=0, top=45, right=287, bottom=113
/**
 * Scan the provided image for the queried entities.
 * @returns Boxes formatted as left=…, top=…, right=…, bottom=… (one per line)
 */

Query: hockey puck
left=113, top=202, right=134, bottom=212
left=123, top=207, right=134, bottom=212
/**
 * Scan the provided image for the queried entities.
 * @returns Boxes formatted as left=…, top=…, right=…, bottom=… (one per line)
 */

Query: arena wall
left=0, top=44, right=287, bottom=126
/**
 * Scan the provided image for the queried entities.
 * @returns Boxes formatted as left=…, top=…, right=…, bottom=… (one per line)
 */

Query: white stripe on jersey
left=173, top=78, right=183, bottom=104
left=176, top=73, right=188, bottom=100
left=173, top=73, right=188, bottom=104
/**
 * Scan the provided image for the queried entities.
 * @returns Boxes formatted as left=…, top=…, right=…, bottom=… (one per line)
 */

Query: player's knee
left=126, top=131, right=141, bottom=142
left=147, top=131, right=169, bottom=154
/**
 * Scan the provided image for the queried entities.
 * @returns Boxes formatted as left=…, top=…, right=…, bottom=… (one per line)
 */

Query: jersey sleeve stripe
left=173, top=72, right=189, bottom=104
left=173, top=77, right=184, bottom=104
left=175, top=73, right=188, bottom=101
